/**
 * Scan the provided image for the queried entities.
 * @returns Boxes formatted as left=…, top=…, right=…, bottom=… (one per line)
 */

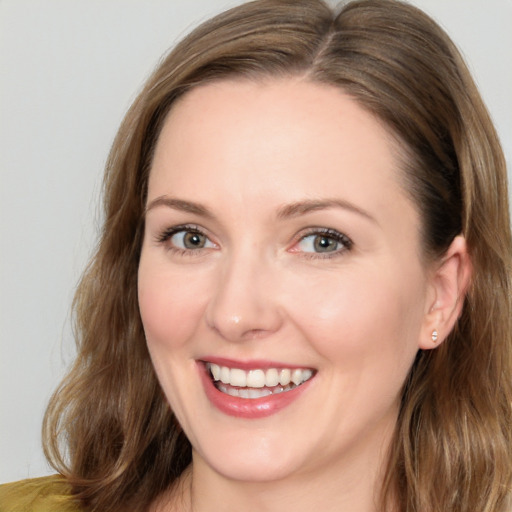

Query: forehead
left=151, top=79, right=401, bottom=189
left=148, top=78, right=417, bottom=233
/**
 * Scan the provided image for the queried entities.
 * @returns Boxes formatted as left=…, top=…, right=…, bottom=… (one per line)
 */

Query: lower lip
left=199, top=363, right=313, bottom=419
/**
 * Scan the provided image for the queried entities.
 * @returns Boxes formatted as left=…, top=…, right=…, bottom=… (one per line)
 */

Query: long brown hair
left=43, top=1, right=512, bottom=510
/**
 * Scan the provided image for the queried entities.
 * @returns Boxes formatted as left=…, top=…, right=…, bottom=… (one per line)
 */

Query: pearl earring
left=431, top=330, right=439, bottom=343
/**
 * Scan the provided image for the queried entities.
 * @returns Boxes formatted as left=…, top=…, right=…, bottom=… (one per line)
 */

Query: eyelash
left=293, top=228, right=353, bottom=259
left=155, top=224, right=214, bottom=257
left=154, top=225, right=353, bottom=259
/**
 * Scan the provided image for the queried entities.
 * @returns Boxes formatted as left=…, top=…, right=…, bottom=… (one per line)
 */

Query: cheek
left=286, top=265, right=425, bottom=373
left=137, top=263, right=206, bottom=351
left=137, top=262, right=208, bottom=419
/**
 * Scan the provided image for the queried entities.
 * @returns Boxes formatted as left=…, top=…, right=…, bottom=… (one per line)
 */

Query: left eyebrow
left=276, top=198, right=377, bottom=224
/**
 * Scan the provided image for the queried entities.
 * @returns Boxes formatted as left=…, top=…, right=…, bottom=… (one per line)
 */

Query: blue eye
left=296, top=230, right=352, bottom=254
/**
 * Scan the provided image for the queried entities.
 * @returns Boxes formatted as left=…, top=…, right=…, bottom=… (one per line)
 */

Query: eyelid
left=153, top=224, right=352, bottom=258
left=154, top=223, right=218, bottom=253
left=289, top=227, right=353, bottom=257
left=154, top=223, right=203, bottom=242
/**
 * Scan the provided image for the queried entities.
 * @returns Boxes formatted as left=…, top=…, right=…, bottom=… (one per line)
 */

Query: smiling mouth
left=206, top=362, right=315, bottom=399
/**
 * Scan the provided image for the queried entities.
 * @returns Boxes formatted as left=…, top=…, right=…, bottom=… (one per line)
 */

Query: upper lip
left=199, top=356, right=315, bottom=371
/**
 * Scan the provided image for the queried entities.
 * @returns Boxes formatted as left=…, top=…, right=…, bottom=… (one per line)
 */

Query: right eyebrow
left=144, top=196, right=215, bottom=219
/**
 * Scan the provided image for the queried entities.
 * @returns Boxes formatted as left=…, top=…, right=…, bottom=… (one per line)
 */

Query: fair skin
left=138, top=78, right=470, bottom=512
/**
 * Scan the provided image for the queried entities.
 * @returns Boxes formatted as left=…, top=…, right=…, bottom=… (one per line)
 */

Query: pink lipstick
left=198, top=359, right=315, bottom=419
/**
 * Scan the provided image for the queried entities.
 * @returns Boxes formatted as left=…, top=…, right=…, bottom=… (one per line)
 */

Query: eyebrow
left=145, top=196, right=214, bottom=219
left=145, top=195, right=377, bottom=224
left=276, top=198, right=377, bottom=224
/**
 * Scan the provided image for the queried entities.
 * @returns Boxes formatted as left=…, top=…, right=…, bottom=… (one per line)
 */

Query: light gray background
left=1, top=0, right=511, bottom=484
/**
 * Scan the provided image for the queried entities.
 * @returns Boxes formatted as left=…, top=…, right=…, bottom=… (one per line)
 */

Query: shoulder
left=0, top=475, right=82, bottom=512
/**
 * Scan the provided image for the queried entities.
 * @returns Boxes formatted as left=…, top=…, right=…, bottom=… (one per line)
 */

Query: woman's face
left=138, top=79, right=436, bottom=483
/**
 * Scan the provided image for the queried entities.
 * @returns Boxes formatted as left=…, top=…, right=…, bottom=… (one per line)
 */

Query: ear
left=419, top=235, right=472, bottom=350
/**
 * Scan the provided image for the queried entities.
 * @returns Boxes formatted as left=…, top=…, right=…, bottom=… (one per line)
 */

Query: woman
left=1, top=0, right=510, bottom=511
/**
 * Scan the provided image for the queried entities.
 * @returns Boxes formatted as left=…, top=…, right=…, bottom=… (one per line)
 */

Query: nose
left=205, top=250, right=283, bottom=342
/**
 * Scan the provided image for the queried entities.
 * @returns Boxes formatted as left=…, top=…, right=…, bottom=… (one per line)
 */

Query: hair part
left=43, top=1, right=512, bottom=511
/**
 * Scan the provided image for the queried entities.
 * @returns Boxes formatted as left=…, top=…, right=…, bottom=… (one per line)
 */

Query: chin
left=192, top=433, right=307, bottom=483
left=204, top=455, right=299, bottom=483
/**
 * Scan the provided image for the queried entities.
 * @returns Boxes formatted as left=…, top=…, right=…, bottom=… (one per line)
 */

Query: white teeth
left=248, top=388, right=272, bottom=399
left=279, top=369, right=291, bottom=386
left=247, top=369, right=265, bottom=388
left=265, top=368, right=279, bottom=387
left=206, top=362, right=314, bottom=397
left=291, top=368, right=303, bottom=385
left=218, top=384, right=274, bottom=399
left=225, top=386, right=239, bottom=397
left=210, top=363, right=221, bottom=381
left=230, top=368, right=247, bottom=387
left=238, top=388, right=250, bottom=399
left=220, top=366, right=230, bottom=384
left=302, top=369, right=313, bottom=381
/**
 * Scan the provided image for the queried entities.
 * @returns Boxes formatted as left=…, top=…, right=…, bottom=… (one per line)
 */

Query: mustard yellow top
left=0, top=475, right=82, bottom=512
